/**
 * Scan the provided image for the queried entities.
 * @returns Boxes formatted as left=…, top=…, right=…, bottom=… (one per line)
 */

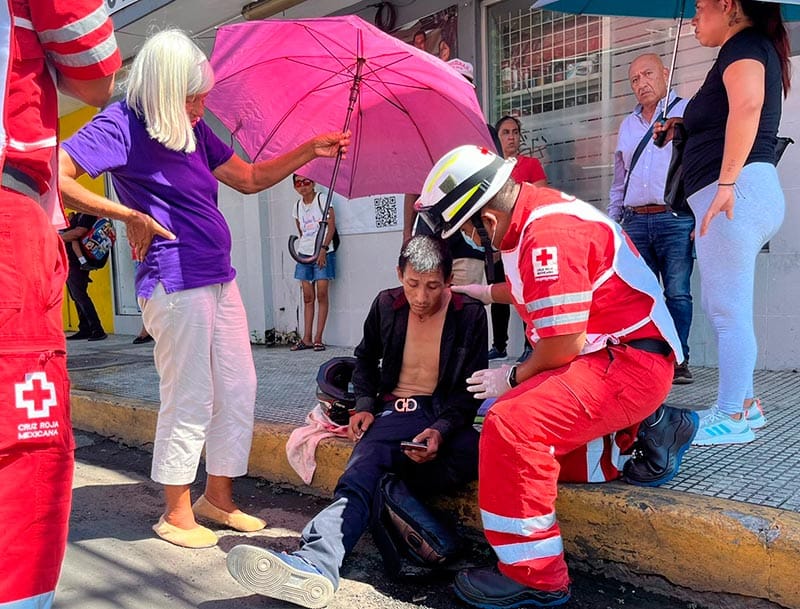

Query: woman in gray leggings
left=658, top=0, right=790, bottom=445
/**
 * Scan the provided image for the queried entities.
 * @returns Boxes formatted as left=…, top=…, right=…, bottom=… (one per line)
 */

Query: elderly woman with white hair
left=59, top=29, right=349, bottom=549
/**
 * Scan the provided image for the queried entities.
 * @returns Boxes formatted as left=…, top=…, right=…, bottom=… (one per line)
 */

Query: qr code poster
left=329, top=191, right=402, bottom=235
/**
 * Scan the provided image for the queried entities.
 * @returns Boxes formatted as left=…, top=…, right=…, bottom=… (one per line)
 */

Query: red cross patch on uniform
left=533, top=246, right=559, bottom=281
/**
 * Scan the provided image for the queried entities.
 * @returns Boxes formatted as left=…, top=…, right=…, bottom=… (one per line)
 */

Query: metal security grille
left=491, top=8, right=603, bottom=117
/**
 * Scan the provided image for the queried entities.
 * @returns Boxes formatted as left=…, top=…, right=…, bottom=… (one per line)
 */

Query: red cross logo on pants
left=15, top=372, right=57, bottom=419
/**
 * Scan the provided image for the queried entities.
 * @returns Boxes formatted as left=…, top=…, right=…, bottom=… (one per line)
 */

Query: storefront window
left=486, top=1, right=603, bottom=119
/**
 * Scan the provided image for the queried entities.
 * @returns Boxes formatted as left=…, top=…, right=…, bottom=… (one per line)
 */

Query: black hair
left=494, top=115, right=522, bottom=132
left=398, top=235, right=453, bottom=280
left=740, top=0, right=791, bottom=96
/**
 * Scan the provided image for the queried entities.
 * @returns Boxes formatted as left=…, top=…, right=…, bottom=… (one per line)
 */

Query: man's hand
left=313, top=131, right=351, bottom=159
left=402, top=428, right=442, bottom=464
left=126, top=210, right=176, bottom=261
left=348, top=411, right=374, bottom=442
left=652, top=117, right=683, bottom=146
left=451, top=283, right=494, bottom=305
left=467, top=365, right=513, bottom=399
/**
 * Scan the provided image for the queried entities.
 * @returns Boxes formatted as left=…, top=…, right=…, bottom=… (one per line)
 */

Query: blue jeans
left=293, top=405, right=478, bottom=587
left=621, top=209, right=694, bottom=361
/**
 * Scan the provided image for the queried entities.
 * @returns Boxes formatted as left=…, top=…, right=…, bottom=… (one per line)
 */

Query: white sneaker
left=227, top=545, right=334, bottom=609
left=745, top=398, right=767, bottom=430
left=692, top=407, right=755, bottom=446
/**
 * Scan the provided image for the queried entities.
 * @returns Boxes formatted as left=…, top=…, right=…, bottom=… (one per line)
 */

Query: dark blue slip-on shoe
left=454, top=566, right=571, bottom=608
left=622, top=405, right=699, bottom=487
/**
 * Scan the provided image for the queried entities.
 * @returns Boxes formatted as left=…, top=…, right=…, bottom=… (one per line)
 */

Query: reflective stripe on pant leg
left=205, top=281, right=256, bottom=478
left=142, top=283, right=216, bottom=485
left=478, top=348, right=672, bottom=591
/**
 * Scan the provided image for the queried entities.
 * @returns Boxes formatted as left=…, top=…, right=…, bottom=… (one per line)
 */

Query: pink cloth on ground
left=286, top=404, right=350, bottom=484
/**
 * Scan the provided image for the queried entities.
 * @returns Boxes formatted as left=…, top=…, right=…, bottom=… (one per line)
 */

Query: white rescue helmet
left=415, top=145, right=516, bottom=239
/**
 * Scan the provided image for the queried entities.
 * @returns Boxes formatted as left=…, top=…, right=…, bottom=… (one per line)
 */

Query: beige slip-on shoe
left=152, top=516, right=218, bottom=548
left=192, top=494, right=267, bottom=532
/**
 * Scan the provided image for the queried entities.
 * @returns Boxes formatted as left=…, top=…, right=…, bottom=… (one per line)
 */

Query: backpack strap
left=623, top=96, right=682, bottom=202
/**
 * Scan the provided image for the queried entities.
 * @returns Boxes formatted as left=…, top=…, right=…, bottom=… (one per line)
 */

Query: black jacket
left=352, top=287, right=488, bottom=439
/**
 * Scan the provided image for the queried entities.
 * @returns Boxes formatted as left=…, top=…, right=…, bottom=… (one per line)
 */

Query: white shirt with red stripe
left=500, top=183, right=683, bottom=361
left=1, top=0, right=120, bottom=226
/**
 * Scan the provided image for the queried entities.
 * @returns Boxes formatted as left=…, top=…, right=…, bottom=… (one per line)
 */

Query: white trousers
left=139, top=281, right=257, bottom=485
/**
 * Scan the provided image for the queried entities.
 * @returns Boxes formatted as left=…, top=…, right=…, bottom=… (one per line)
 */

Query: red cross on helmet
left=415, top=145, right=516, bottom=239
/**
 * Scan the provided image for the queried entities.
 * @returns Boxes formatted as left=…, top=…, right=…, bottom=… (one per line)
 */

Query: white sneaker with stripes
left=692, top=407, right=755, bottom=446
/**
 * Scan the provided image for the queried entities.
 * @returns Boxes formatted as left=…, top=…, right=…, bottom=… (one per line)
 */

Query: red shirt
left=2, top=0, right=120, bottom=223
left=510, top=154, right=546, bottom=184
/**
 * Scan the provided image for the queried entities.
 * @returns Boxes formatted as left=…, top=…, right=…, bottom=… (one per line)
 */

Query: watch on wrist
left=507, top=365, right=519, bottom=388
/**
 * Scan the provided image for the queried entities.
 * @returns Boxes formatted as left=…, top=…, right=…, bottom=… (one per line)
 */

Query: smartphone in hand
left=400, top=440, right=428, bottom=450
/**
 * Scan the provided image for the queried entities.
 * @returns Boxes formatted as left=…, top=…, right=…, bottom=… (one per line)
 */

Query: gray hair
left=398, top=235, right=453, bottom=279
left=126, top=29, right=215, bottom=153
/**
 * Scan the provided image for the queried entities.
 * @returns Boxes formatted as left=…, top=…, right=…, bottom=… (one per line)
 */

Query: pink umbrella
left=207, top=15, right=494, bottom=262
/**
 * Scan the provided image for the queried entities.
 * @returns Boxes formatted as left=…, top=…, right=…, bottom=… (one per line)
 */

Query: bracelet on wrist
left=718, top=182, right=735, bottom=187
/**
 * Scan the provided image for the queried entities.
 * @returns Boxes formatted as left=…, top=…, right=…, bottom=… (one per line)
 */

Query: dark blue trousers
left=294, top=406, right=479, bottom=587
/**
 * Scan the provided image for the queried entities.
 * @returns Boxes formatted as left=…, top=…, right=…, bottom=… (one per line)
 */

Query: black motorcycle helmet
left=316, top=357, right=357, bottom=426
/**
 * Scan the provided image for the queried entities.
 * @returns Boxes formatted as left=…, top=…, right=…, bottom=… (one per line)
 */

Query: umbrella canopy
left=531, top=0, right=800, bottom=19
left=207, top=15, right=494, bottom=200
left=532, top=0, right=800, bottom=129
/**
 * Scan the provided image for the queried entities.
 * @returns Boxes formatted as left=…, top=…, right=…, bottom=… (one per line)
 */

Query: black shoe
left=132, top=334, right=153, bottom=344
left=66, top=330, right=92, bottom=340
left=673, top=362, right=694, bottom=384
left=622, top=405, right=699, bottom=487
left=87, top=331, right=107, bottom=342
left=454, top=566, right=571, bottom=608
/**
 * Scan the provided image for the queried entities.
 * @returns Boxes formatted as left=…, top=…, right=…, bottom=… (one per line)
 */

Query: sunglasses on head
left=294, top=178, right=313, bottom=186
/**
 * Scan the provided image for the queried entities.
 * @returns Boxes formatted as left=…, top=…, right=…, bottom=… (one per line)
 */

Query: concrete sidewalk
left=66, top=334, right=800, bottom=608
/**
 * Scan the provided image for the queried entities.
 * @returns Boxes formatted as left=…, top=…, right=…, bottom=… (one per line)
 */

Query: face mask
left=462, top=230, right=485, bottom=252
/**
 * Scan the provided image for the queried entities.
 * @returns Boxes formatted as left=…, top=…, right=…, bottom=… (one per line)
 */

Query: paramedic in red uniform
left=0, top=2, right=121, bottom=607
left=415, top=145, right=683, bottom=608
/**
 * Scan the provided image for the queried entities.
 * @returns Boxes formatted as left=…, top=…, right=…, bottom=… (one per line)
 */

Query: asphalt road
left=57, top=433, right=712, bottom=609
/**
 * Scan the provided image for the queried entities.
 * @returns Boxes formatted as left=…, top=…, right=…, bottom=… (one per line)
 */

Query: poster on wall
left=392, top=5, right=459, bottom=63
left=325, top=190, right=403, bottom=236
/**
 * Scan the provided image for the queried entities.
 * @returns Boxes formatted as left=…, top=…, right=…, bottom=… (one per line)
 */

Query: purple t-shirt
left=62, top=101, right=236, bottom=298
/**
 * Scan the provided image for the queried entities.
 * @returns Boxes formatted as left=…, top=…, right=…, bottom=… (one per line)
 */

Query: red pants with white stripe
left=479, top=344, right=673, bottom=592
left=0, top=190, right=73, bottom=606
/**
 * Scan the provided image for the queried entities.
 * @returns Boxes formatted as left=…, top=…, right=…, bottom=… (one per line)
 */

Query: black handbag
left=663, top=122, right=691, bottom=215
left=664, top=131, right=794, bottom=215
left=369, top=473, right=461, bottom=580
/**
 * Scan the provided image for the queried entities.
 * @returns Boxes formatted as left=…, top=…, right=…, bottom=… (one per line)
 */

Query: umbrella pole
left=289, top=56, right=366, bottom=264
left=654, top=4, right=685, bottom=146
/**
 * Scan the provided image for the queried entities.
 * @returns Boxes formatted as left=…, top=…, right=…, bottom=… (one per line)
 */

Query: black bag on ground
left=369, top=473, right=461, bottom=580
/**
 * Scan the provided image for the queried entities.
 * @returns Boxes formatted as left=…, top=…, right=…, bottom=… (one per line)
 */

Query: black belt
left=624, top=338, right=672, bottom=357
left=2, top=165, right=40, bottom=203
